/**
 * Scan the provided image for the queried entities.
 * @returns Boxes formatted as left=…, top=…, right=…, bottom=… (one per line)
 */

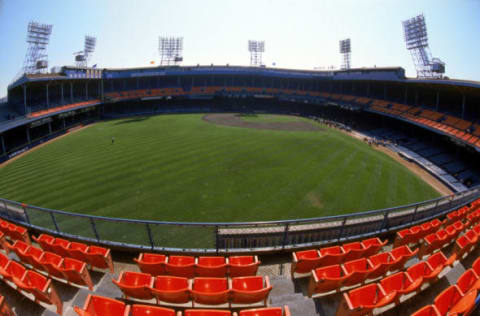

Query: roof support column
left=404, top=86, right=408, bottom=104
left=70, top=82, right=74, bottom=103
left=46, top=84, right=50, bottom=108
left=100, top=79, right=103, bottom=100
left=462, top=94, right=466, bottom=119
left=26, top=127, right=31, bottom=144
left=61, top=83, right=64, bottom=105
left=415, top=89, right=419, bottom=106
left=366, top=83, right=370, bottom=97
left=48, top=121, right=52, bottom=134
left=85, top=80, right=88, bottom=100
left=1, top=135, right=6, bottom=155
left=383, top=84, right=387, bottom=100
left=23, top=84, right=27, bottom=115
left=435, top=91, right=440, bottom=112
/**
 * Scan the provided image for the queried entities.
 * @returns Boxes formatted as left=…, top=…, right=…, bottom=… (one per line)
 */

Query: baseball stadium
left=0, top=1, right=479, bottom=315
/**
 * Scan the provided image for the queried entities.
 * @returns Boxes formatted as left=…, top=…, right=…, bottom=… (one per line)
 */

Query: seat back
left=131, top=304, right=176, bottom=316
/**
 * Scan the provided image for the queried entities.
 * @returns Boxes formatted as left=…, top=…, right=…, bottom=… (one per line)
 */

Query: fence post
left=282, top=223, right=290, bottom=249
left=381, top=210, right=390, bottom=231
left=411, top=204, right=419, bottom=223
left=22, top=204, right=31, bottom=225
left=146, top=223, right=154, bottom=250
left=215, top=225, right=219, bottom=254
left=90, top=217, right=100, bottom=242
left=338, top=217, right=347, bottom=241
left=50, top=212, right=60, bottom=232
left=2, top=200, right=9, bottom=219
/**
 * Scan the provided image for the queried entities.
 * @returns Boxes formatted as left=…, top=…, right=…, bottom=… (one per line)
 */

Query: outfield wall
left=0, top=186, right=478, bottom=254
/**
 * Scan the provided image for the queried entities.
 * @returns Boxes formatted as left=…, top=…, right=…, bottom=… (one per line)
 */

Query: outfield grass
left=239, top=114, right=306, bottom=123
left=0, top=113, right=440, bottom=225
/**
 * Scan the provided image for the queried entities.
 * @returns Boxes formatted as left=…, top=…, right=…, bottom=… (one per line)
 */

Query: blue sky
left=0, top=0, right=479, bottom=98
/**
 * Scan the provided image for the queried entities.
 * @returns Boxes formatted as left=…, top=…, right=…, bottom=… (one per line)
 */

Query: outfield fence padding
left=0, top=186, right=479, bottom=254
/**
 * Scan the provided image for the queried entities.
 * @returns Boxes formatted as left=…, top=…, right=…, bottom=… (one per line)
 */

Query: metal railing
left=0, top=186, right=479, bottom=254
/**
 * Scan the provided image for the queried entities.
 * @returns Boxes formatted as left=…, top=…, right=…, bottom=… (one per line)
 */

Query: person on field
left=112, top=136, right=115, bottom=144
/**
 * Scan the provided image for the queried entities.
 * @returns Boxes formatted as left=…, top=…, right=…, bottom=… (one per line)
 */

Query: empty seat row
left=419, top=220, right=467, bottom=258
left=135, top=253, right=259, bottom=278
left=308, top=245, right=419, bottom=296
left=393, top=218, right=442, bottom=247
left=33, top=233, right=114, bottom=273
left=113, top=272, right=272, bottom=307
left=0, top=220, right=30, bottom=244
left=411, top=257, right=480, bottom=316
left=336, top=251, right=451, bottom=316
left=6, top=240, right=94, bottom=290
left=74, top=295, right=291, bottom=316
left=291, top=237, right=387, bottom=277
left=0, top=253, right=62, bottom=314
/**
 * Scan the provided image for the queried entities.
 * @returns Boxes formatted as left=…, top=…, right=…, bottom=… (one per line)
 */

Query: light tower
left=339, top=38, right=351, bottom=70
left=402, top=14, right=445, bottom=78
left=74, top=36, right=97, bottom=68
left=23, top=21, right=53, bottom=74
left=248, top=40, right=265, bottom=67
left=158, top=37, right=183, bottom=66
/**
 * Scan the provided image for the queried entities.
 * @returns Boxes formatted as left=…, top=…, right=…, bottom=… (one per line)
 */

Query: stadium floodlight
left=23, top=21, right=53, bottom=74
left=339, top=38, right=351, bottom=70
left=402, top=14, right=445, bottom=78
left=74, top=35, right=97, bottom=68
left=248, top=40, right=265, bottom=67
left=159, top=37, right=183, bottom=66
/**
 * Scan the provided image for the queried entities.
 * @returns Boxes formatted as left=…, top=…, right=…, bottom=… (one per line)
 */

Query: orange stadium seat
left=24, top=245, right=45, bottom=271
left=457, top=269, right=480, bottom=295
left=2, top=260, right=26, bottom=282
left=230, top=276, right=272, bottom=305
left=150, top=275, right=191, bottom=304
left=196, top=256, right=228, bottom=277
left=426, top=251, right=450, bottom=276
left=74, top=294, right=130, bottom=316
left=239, top=306, right=291, bottom=316
left=411, top=305, right=441, bottom=316
left=13, top=269, right=63, bottom=315
left=85, top=245, right=114, bottom=273
left=406, top=262, right=437, bottom=284
left=455, top=235, right=475, bottom=260
left=134, top=253, right=167, bottom=276
left=6, top=224, right=31, bottom=244
left=389, top=245, right=418, bottom=271
left=59, top=257, right=94, bottom=290
left=6, top=240, right=30, bottom=264
left=291, top=249, right=321, bottom=277
left=130, top=304, right=176, bottom=316
left=341, top=242, right=367, bottom=262
left=361, top=238, right=387, bottom=257
left=0, top=253, right=10, bottom=276
left=434, top=285, right=476, bottom=316
left=228, top=255, right=260, bottom=277
left=113, top=271, right=154, bottom=300
left=341, top=258, right=376, bottom=286
left=51, top=238, right=70, bottom=258
left=319, top=245, right=345, bottom=266
left=184, top=310, right=231, bottom=316
left=308, top=264, right=349, bottom=295
left=338, top=283, right=396, bottom=316
left=40, top=251, right=64, bottom=279
left=165, top=255, right=196, bottom=278
left=367, top=252, right=394, bottom=279
left=380, top=271, right=423, bottom=297
left=33, top=234, right=55, bottom=252
left=191, top=277, right=230, bottom=306
left=66, top=242, right=89, bottom=262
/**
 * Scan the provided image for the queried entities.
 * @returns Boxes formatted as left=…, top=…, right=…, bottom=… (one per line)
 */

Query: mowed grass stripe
left=0, top=114, right=439, bottom=222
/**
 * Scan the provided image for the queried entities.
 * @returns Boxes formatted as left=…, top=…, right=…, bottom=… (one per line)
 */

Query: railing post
left=338, top=217, right=347, bottom=241
left=381, top=210, right=390, bottom=231
left=411, top=204, right=419, bottom=223
left=21, top=203, right=30, bottom=225
left=50, top=212, right=60, bottom=232
left=282, top=223, right=290, bottom=249
left=145, top=223, right=154, bottom=250
left=215, top=225, right=219, bottom=254
left=90, top=217, right=100, bottom=242
left=2, top=200, right=8, bottom=218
